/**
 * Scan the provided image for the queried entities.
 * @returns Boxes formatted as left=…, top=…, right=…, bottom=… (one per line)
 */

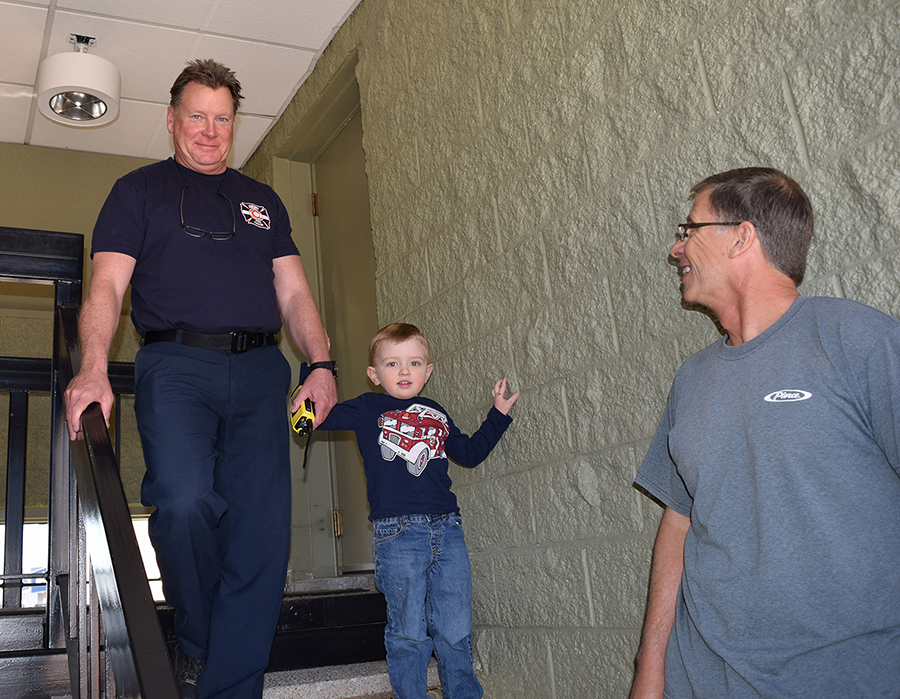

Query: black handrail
left=1, top=226, right=177, bottom=698
left=58, top=308, right=178, bottom=699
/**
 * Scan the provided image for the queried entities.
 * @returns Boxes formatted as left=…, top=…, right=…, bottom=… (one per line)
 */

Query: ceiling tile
left=31, top=99, right=166, bottom=159
left=146, top=121, right=175, bottom=163
left=56, top=0, right=217, bottom=31
left=49, top=12, right=200, bottom=103
left=203, top=0, right=355, bottom=48
left=193, top=35, right=316, bottom=116
left=0, top=4, right=49, bottom=84
left=0, top=86, right=35, bottom=143
left=229, top=114, right=275, bottom=169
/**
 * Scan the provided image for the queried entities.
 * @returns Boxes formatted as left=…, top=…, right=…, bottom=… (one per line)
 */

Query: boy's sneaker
left=174, top=645, right=204, bottom=699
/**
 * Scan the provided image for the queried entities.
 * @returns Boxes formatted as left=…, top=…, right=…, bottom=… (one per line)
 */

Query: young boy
left=316, top=322, right=518, bottom=699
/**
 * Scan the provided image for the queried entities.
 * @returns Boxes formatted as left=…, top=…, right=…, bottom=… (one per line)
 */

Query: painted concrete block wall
left=245, top=0, right=900, bottom=695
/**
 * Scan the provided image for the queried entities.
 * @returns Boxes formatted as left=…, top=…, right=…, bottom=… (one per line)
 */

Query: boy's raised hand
left=492, top=377, right=519, bottom=415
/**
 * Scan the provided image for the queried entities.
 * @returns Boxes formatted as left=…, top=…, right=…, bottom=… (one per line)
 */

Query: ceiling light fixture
left=35, top=34, right=121, bottom=126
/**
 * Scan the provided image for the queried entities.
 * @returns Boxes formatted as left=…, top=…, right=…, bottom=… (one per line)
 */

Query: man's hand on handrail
left=65, top=368, right=114, bottom=441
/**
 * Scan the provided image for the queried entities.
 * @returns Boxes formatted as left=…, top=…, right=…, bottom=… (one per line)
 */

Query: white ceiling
left=0, top=0, right=361, bottom=168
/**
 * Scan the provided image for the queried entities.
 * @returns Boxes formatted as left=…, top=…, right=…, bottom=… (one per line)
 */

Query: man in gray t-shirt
left=630, top=168, right=900, bottom=699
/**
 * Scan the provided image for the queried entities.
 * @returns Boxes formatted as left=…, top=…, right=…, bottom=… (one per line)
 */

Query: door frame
left=269, top=53, right=365, bottom=580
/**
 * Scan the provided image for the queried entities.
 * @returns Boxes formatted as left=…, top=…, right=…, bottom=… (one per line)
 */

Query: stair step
left=266, top=587, right=388, bottom=671
left=156, top=577, right=389, bottom=672
left=263, top=659, right=441, bottom=698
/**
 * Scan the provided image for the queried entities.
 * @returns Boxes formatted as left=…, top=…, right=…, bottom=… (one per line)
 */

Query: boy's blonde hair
left=368, top=323, right=431, bottom=366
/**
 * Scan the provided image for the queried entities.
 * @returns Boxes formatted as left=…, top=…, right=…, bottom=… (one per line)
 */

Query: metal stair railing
left=56, top=305, right=177, bottom=699
left=0, top=226, right=177, bottom=698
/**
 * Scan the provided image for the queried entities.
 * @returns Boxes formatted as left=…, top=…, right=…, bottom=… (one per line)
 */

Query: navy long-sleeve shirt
left=318, top=393, right=512, bottom=520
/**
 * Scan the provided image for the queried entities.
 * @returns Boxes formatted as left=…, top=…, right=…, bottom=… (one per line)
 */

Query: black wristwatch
left=308, top=360, right=338, bottom=378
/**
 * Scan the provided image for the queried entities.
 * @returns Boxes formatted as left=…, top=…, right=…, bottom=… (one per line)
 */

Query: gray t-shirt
left=636, top=295, right=900, bottom=698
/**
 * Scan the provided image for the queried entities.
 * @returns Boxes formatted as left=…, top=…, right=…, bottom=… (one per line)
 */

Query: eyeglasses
left=676, top=221, right=743, bottom=242
left=180, top=184, right=235, bottom=241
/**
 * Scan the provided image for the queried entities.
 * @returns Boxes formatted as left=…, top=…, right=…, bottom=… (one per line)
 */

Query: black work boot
left=174, top=645, right=204, bottom=699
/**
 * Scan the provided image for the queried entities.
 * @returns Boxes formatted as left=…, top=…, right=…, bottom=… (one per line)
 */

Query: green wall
left=0, top=143, right=154, bottom=509
left=0, top=142, right=153, bottom=237
left=0, top=142, right=154, bottom=323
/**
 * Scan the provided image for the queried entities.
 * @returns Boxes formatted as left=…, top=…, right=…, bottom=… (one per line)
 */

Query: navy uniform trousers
left=134, top=340, right=291, bottom=699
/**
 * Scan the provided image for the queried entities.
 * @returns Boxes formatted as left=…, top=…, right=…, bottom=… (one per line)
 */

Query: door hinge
left=333, top=510, right=342, bottom=538
left=311, top=192, right=319, bottom=216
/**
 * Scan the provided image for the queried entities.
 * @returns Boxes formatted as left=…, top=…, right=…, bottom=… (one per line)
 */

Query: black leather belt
left=143, top=329, right=278, bottom=353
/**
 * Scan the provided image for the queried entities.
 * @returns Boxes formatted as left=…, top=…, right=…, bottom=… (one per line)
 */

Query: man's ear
left=366, top=366, right=381, bottom=386
left=729, top=221, right=757, bottom=258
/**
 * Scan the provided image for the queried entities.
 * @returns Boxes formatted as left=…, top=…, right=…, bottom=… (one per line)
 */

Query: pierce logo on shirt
left=764, top=389, right=812, bottom=403
left=240, top=202, right=270, bottom=229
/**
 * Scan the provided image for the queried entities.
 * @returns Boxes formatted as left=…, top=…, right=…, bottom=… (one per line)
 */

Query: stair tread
left=263, top=659, right=440, bottom=698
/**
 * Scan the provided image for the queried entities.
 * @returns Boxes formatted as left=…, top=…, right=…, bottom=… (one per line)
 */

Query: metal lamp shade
left=36, top=51, right=121, bottom=126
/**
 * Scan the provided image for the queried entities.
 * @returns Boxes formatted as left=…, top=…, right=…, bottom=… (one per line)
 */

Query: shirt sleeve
left=634, top=394, right=693, bottom=517
left=863, top=323, right=900, bottom=478
left=316, top=396, right=363, bottom=431
left=267, top=188, right=299, bottom=259
left=444, top=407, right=512, bottom=468
left=91, top=177, right=146, bottom=260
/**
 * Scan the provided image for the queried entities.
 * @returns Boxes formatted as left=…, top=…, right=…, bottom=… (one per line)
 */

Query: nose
left=399, top=364, right=410, bottom=375
left=670, top=238, right=685, bottom=258
left=202, top=119, right=217, bottom=138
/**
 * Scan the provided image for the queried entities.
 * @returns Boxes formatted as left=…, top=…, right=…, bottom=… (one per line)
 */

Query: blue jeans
left=373, top=513, right=483, bottom=699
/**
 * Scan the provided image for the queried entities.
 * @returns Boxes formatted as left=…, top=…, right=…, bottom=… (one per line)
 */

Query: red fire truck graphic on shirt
left=377, top=404, right=450, bottom=477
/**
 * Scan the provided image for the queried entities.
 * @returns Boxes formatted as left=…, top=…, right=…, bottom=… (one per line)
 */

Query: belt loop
left=174, top=328, right=184, bottom=344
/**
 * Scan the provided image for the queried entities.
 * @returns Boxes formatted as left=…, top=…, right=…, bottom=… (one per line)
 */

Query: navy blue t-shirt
left=92, top=158, right=299, bottom=335
left=318, top=393, right=512, bottom=520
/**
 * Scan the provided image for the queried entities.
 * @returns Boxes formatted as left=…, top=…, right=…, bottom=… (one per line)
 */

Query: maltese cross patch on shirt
left=240, top=202, right=270, bottom=229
